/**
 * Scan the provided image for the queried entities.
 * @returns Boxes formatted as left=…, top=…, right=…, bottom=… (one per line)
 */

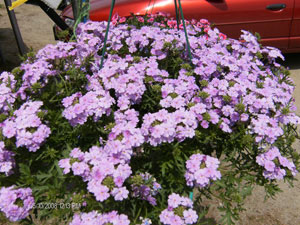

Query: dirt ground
left=0, top=1, right=300, bottom=224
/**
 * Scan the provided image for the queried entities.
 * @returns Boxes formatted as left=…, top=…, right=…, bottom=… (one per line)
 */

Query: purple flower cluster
left=36, top=41, right=78, bottom=61
left=53, top=16, right=299, bottom=221
left=16, top=42, right=79, bottom=99
left=94, top=57, right=145, bottom=110
left=16, top=61, right=55, bottom=100
left=20, top=60, right=55, bottom=90
left=188, top=29, right=300, bottom=137
left=0, top=142, right=15, bottom=176
left=4, top=14, right=297, bottom=148
left=131, top=172, right=161, bottom=205
left=160, top=193, right=198, bottom=225
left=0, top=72, right=16, bottom=114
left=0, top=186, right=34, bottom=222
left=185, top=154, right=221, bottom=188
left=141, top=108, right=197, bottom=146
left=106, top=110, right=144, bottom=161
left=160, top=73, right=199, bottom=109
left=2, top=12, right=296, bottom=148
left=70, top=210, right=130, bottom=225
left=2, top=101, right=51, bottom=152
left=75, top=18, right=299, bottom=145
left=250, top=115, right=284, bottom=143
left=59, top=147, right=132, bottom=202
left=59, top=108, right=147, bottom=202
left=62, top=89, right=115, bottom=126
left=256, top=147, right=298, bottom=180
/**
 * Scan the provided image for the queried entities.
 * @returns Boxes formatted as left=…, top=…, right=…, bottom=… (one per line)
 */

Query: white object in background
left=41, top=0, right=62, bottom=9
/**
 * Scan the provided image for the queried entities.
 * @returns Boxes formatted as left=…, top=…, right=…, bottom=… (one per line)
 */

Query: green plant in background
left=70, top=0, right=90, bottom=39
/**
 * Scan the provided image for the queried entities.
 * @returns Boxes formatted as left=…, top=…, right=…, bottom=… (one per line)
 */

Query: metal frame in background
left=2, top=0, right=70, bottom=58
left=3, top=0, right=27, bottom=56
left=27, top=0, right=69, bottom=31
left=71, top=0, right=79, bottom=21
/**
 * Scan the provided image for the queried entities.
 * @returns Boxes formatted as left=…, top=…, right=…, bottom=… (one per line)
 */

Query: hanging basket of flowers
left=0, top=2, right=299, bottom=224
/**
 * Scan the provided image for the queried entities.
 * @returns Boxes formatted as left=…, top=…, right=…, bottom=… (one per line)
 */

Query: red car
left=60, top=0, right=300, bottom=53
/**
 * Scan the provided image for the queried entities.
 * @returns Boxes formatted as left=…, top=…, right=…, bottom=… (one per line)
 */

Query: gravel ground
left=1, top=2, right=300, bottom=224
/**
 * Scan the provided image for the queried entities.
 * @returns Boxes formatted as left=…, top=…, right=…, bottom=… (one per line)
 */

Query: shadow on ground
left=282, top=53, right=300, bottom=70
left=0, top=28, right=29, bottom=72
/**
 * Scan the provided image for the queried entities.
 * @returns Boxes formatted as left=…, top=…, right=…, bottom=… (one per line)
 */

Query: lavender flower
left=1, top=101, right=51, bottom=152
left=0, top=142, right=15, bottom=176
left=62, top=89, right=115, bottom=126
left=0, top=186, right=34, bottom=222
left=256, top=146, right=298, bottom=180
left=130, top=172, right=161, bottom=205
left=59, top=147, right=132, bottom=202
left=185, top=154, right=221, bottom=188
left=0, top=72, right=16, bottom=114
left=70, top=210, right=130, bottom=225
left=159, top=193, right=198, bottom=225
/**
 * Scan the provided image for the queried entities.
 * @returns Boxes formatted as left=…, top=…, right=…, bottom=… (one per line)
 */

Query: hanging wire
left=145, top=0, right=152, bottom=15
left=173, top=0, right=180, bottom=30
left=151, top=0, right=157, bottom=15
left=174, top=0, right=194, bottom=200
left=100, top=0, right=116, bottom=69
left=177, top=0, right=193, bottom=64
left=189, top=191, right=194, bottom=201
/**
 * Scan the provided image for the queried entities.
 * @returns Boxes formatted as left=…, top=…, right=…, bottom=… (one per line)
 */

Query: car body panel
left=290, top=0, right=300, bottom=49
left=61, top=0, right=300, bottom=52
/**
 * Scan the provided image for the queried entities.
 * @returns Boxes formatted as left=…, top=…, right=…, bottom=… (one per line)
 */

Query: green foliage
left=71, top=0, right=90, bottom=40
left=56, top=30, right=71, bottom=41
